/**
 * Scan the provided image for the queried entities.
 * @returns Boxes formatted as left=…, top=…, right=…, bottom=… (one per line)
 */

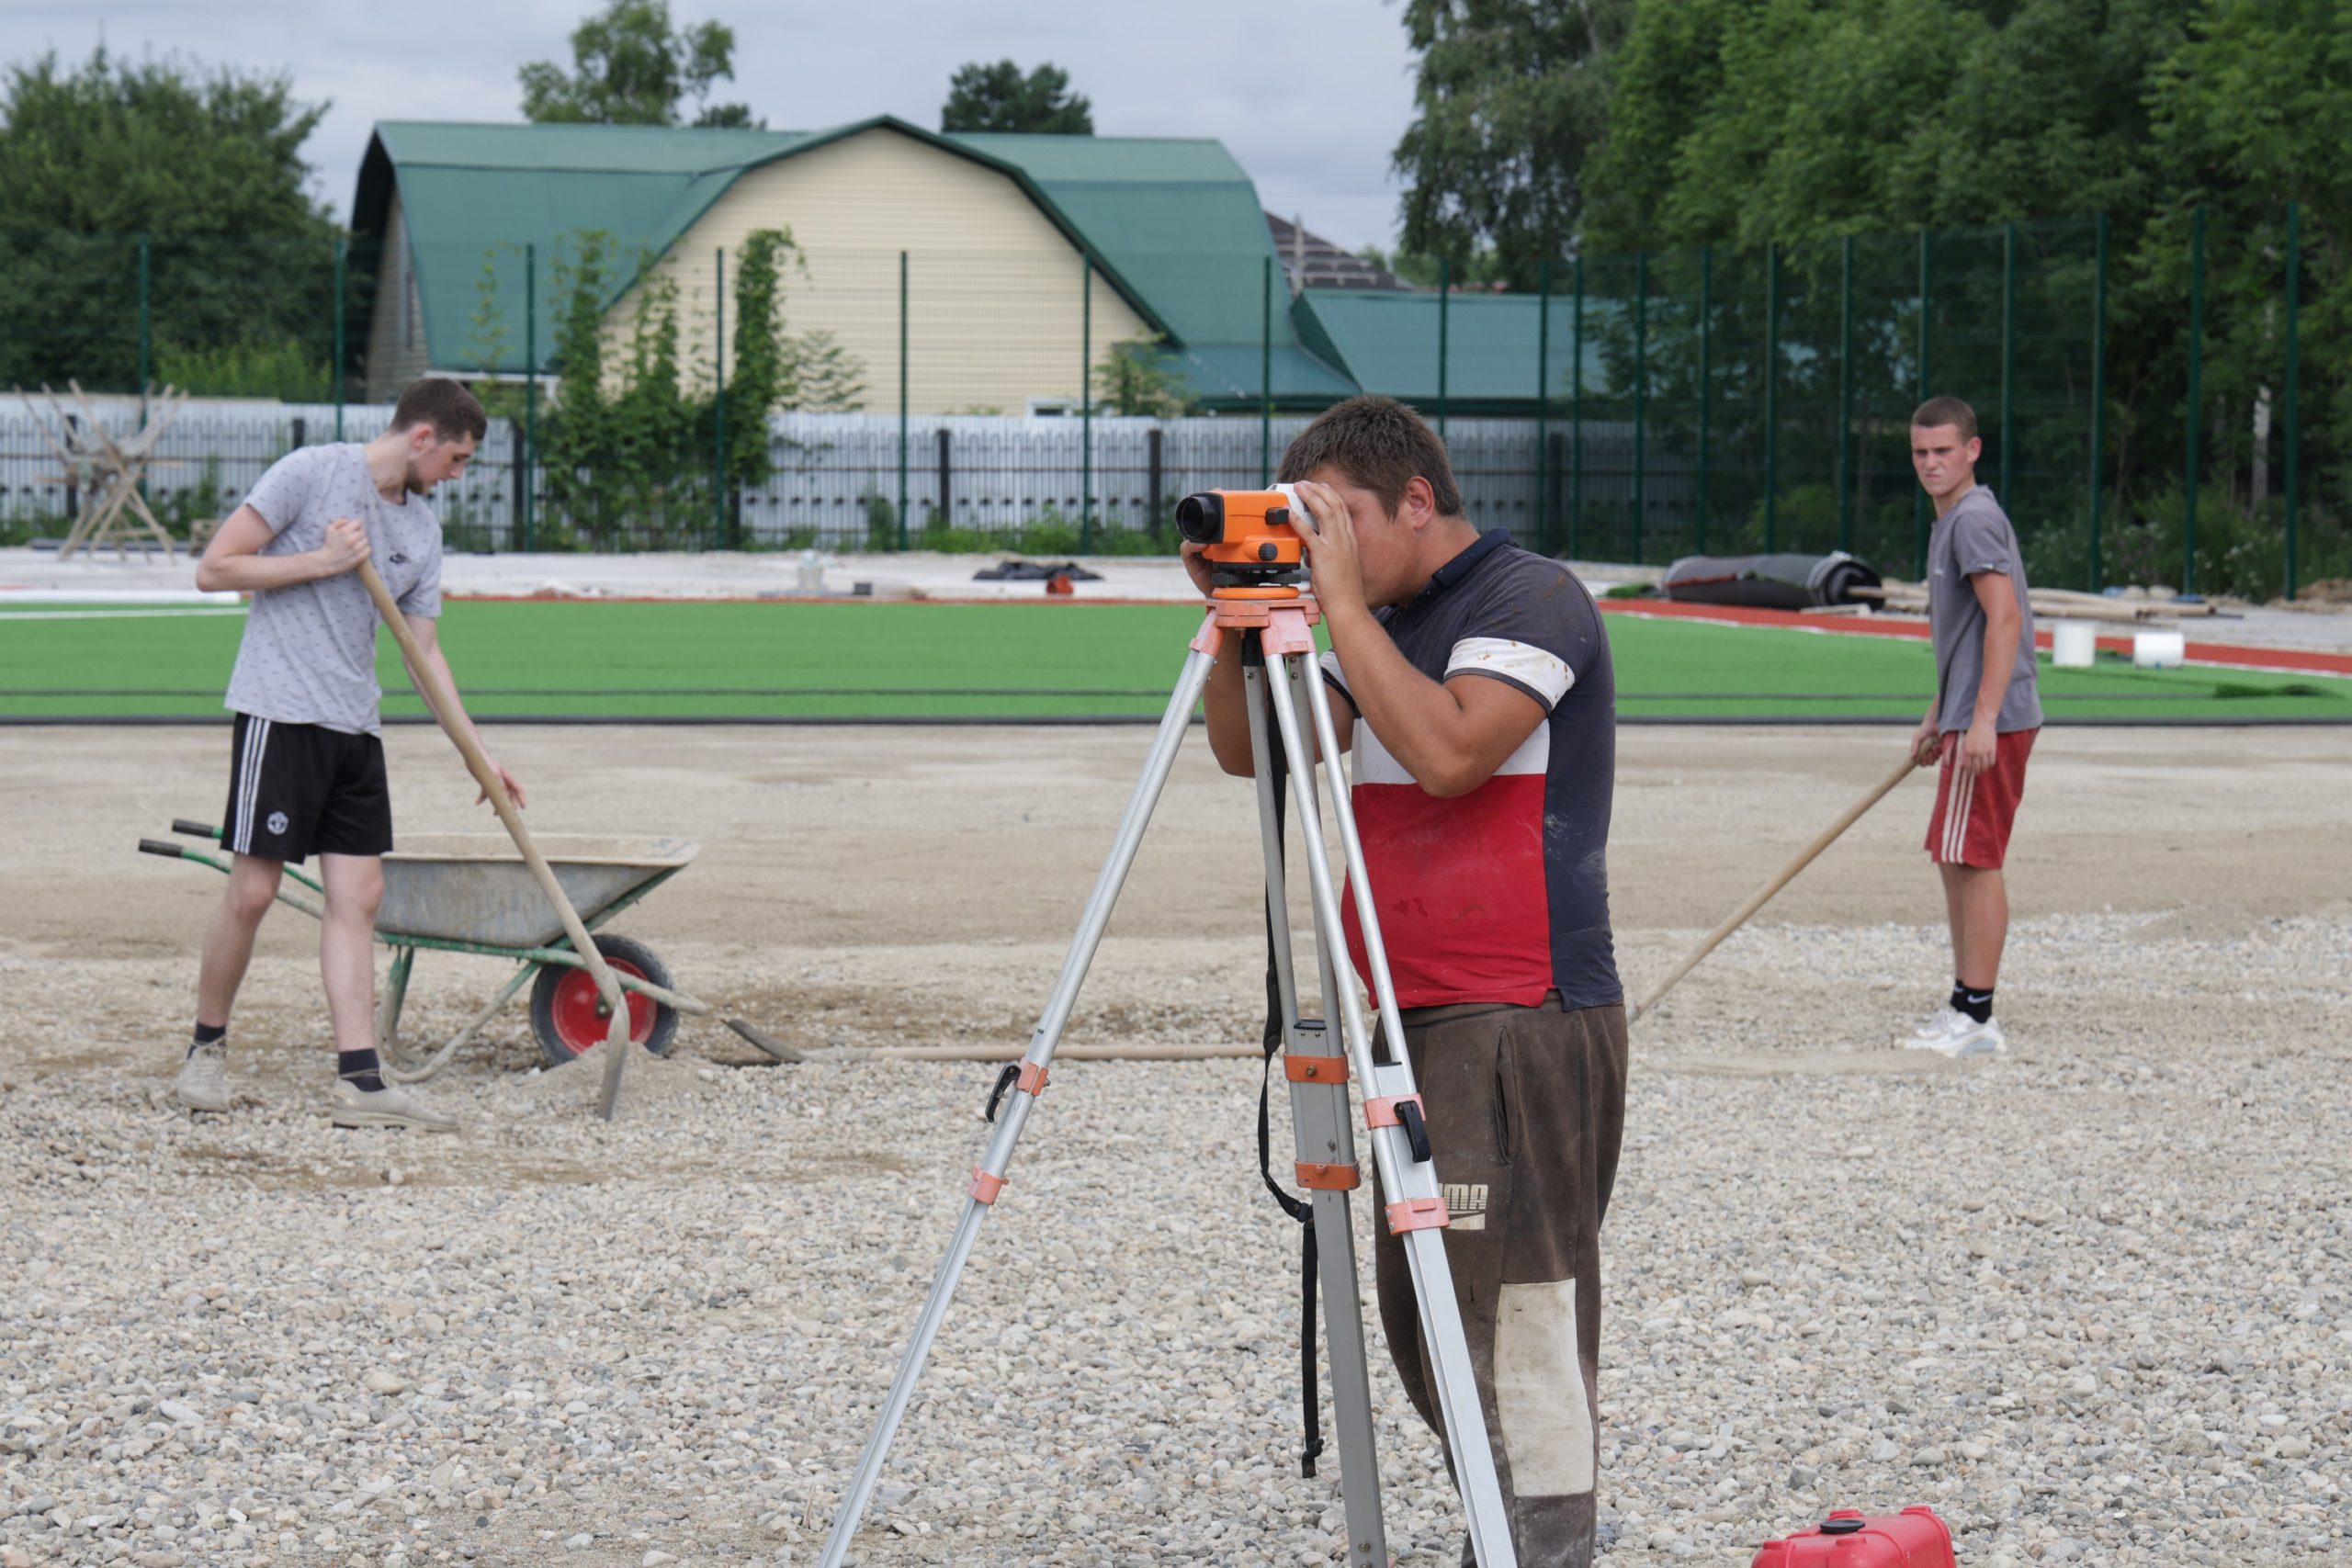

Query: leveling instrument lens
left=1178, top=486, right=1308, bottom=599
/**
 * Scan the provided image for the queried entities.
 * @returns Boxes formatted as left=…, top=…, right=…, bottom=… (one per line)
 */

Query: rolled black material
left=1661, top=550, right=1883, bottom=609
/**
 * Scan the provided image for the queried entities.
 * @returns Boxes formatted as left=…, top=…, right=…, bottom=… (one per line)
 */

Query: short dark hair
left=1278, top=395, right=1464, bottom=516
left=1911, top=395, right=1978, bottom=442
left=390, top=378, right=488, bottom=443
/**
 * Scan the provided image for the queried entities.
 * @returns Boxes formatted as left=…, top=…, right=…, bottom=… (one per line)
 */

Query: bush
left=155, top=339, right=330, bottom=401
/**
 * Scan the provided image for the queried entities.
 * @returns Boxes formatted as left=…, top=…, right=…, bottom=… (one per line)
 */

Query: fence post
left=137, top=235, right=151, bottom=416
left=523, top=242, right=537, bottom=552
left=938, top=427, right=953, bottom=525
left=1697, top=246, right=1711, bottom=555
left=1535, top=259, right=1552, bottom=553
left=333, top=238, right=346, bottom=438
left=1764, top=242, right=1780, bottom=553
left=1571, top=254, right=1585, bottom=558
left=713, top=247, right=727, bottom=551
left=1632, top=251, right=1647, bottom=564
left=1260, top=255, right=1273, bottom=485
left=2185, top=205, right=2203, bottom=596
left=899, top=250, right=910, bottom=550
left=2000, top=221, right=2017, bottom=503
left=1838, top=234, right=1854, bottom=553
left=1915, top=228, right=1933, bottom=575
left=1437, top=256, right=1451, bottom=439
left=1147, top=426, right=1164, bottom=541
left=1080, top=254, right=1093, bottom=551
left=2284, top=201, right=2301, bottom=601
left=2090, top=214, right=2108, bottom=592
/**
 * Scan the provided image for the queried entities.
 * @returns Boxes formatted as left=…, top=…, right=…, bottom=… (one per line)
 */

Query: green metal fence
left=2, top=215, right=2342, bottom=600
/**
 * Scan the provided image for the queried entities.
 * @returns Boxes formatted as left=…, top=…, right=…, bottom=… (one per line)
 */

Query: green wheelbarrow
left=138, top=821, right=799, bottom=1077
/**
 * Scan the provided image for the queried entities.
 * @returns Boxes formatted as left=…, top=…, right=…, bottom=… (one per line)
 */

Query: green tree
left=1092, top=336, right=1194, bottom=418
left=520, top=0, right=757, bottom=128
left=1355, top=243, right=1508, bottom=289
left=940, top=61, right=1093, bottom=135
left=0, top=47, right=337, bottom=390
left=1390, top=0, right=1632, bottom=289
left=1584, top=0, right=2181, bottom=254
left=2140, top=0, right=2352, bottom=592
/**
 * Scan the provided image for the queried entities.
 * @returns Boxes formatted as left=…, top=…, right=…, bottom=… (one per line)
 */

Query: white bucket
left=2132, top=630, right=2188, bottom=670
left=2051, top=620, right=2098, bottom=668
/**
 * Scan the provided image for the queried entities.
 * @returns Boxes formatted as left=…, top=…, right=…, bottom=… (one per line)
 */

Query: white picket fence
left=2, top=398, right=1668, bottom=551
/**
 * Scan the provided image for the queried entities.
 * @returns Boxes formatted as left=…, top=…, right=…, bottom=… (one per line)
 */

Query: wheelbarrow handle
left=172, top=819, right=220, bottom=840
left=139, top=838, right=187, bottom=859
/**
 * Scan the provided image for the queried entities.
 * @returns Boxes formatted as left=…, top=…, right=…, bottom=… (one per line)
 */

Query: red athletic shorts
left=1925, top=728, right=2037, bottom=868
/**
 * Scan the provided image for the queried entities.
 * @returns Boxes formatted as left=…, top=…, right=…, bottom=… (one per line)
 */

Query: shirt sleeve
left=1441, top=564, right=1595, bottom=713
left=1951, top=502, right=2020, bottom=580
left=398, top=531, right=444, bottom=618
left=241, top=447, right=322, bottom=536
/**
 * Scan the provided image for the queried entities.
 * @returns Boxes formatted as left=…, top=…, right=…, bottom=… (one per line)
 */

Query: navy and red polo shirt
left=1321, top=530, right=1622, bottom=1011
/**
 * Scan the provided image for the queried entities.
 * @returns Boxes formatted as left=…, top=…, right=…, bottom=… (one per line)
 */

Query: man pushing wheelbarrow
left=178, top=378, right=513, bottom=1131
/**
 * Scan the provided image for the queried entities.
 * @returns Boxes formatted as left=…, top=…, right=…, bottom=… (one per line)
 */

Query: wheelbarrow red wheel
left=528, top=933, right=680, bottom=1067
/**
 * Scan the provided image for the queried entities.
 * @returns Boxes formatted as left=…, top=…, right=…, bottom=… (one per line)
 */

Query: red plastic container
left=1750, top=1506, right=1956, bottom=1567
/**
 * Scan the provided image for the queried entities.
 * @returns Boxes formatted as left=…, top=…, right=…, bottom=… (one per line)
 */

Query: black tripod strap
left=1249, top=637, right=1324, bottom=1478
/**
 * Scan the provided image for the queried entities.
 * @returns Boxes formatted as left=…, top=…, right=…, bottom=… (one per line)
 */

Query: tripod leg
left=1246, top=660, right=1389, bottom=1568
left=1265, top=651, right=1520, bottom=1568
left=817, top=645, right=1219, bottom=1568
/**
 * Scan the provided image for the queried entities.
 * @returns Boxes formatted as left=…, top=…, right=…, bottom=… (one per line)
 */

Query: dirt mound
left=2276, top=577, right=2352, bottom=609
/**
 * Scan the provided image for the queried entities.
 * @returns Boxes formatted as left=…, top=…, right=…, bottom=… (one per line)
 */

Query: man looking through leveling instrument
left=178, top=378, right=521, bottom=1131
left=1186, top=396, right=1628, bottom=1568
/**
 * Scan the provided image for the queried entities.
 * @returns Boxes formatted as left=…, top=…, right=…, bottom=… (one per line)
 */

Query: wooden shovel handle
left=356, top=559, right=635, bottom=1118
left=1630, top=751, right=1920, bottom=1026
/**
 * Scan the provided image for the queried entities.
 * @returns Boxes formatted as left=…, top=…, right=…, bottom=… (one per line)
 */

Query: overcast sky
left=6, top=0, right=1423, bottom=251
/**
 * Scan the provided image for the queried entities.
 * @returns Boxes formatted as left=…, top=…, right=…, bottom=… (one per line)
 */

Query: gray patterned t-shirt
left=221, top=444, right=443, bottom=736
left=1928, top=485, right=2042, bottom=735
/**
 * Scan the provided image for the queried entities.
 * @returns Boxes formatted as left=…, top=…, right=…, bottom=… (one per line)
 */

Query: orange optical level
left=1176, top=487, right=1307, bottom=599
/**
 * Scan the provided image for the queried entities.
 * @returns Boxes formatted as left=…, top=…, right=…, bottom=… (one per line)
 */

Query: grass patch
left=0, top=600, right=2344, bottom=722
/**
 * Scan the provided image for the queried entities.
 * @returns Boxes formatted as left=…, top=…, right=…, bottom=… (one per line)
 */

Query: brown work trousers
left=1374, top=995, right=1630, bottom=1568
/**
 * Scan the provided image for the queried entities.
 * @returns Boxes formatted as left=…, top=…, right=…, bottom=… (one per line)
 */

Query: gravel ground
left=2, top=725, right=2346, bottom=1567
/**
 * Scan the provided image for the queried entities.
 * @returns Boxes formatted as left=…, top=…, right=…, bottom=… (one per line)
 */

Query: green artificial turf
left=0, top=599, right=2345, bottom=722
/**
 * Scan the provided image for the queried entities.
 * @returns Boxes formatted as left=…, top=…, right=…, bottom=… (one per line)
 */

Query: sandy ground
left=2, top=724, right=2348, bottom=1566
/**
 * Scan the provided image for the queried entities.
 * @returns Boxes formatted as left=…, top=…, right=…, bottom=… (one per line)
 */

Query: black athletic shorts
left=220, top=712, right=393, bottom=862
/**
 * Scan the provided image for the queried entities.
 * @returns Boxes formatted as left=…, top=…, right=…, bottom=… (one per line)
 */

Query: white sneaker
left=175, top=1041, right=230, bottom=1113
left=1904, top=1007, right=2007, bottom=1058
left=329, top=1079, right=458, bottom=1132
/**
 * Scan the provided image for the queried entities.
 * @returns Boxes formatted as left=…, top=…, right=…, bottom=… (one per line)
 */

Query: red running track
left=1599, top=599, right=2352, bottom=679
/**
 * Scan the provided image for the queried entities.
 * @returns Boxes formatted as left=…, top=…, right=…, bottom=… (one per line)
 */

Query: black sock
left=1950, top=982, right=1994, bottom=1025
left=338, top=1048, right=386, bottom=1093
left=189, top=1021, right=227, bottom=1058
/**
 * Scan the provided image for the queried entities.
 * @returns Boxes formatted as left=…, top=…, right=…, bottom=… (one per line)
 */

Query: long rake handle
left=1629, top=751, right=1919, bottom=1025
left=356, top=559, right=635, bottom=1118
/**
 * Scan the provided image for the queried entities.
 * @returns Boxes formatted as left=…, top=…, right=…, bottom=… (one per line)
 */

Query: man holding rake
left=178, top=378, right=521, bottom=1129
left=1905, top=395, right=2043, bottom=1058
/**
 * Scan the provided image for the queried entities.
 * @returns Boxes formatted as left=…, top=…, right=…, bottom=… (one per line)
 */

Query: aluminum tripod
left=818, top=599, right=1518, bottom=1567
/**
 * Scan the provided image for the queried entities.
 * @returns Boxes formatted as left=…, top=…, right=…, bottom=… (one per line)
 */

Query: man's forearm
left=1323, top=603, right=1478, bottom=795
left=196, top=549, right=327, bottom=593
left=1200, top=646, right=1255, bottom=775
left=1974, top=610, right=2021, bottom=727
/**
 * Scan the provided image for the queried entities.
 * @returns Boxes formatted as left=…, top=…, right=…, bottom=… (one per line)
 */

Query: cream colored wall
left=607, top=126, right=1150, bottom=415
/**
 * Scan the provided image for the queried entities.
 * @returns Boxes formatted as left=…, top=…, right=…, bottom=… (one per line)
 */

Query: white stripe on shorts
left=1943, top=766, right=1975, bottom=863
left=235, top=717, right=271, bottom=852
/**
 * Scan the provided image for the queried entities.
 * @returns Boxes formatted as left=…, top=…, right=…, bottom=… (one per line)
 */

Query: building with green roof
left=352, top=115, right=1595, bottom=415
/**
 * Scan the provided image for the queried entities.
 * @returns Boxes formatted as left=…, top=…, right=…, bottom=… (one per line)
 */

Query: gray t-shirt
left=1928, top=486, right=2042, bottom=734
left=221, top=444, right=443, bottom=736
